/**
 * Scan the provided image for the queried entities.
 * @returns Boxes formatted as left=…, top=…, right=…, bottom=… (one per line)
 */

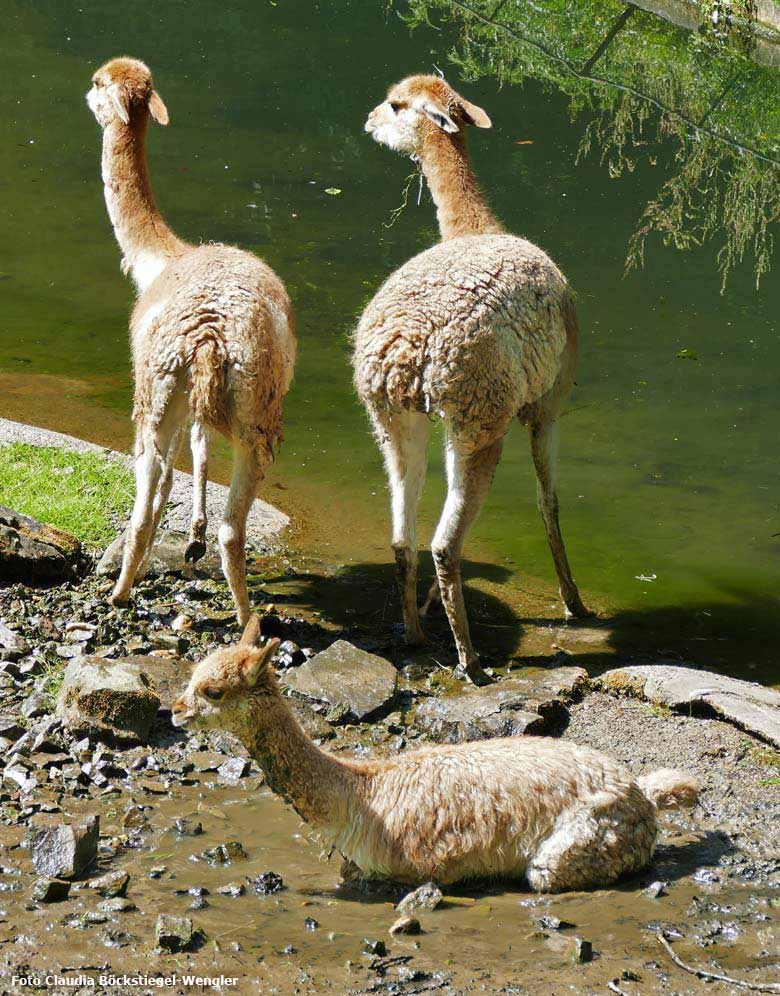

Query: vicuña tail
left=189, top=335, right=229, bottom=429
left=637, top=769, right=700, bottom=811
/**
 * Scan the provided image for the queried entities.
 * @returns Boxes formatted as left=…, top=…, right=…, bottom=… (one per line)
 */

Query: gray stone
left=217, top=757, right=250, bottom=785
left=26, top=815, right=99, bottom=879
left=88, top=870, right=129, bottom=898
left=0, top=622, right=29, bottom=661
left=414, top=668, right=588, bottom=744
left=96, top=529, right=223, bottom=580
left=597, top=665, right=780, bottom=748
left=155, top=914, right=194, bottom=953
left=389, top=915, right=421, bottom=936
left=284, top=641, right=397, bottom=722
left=396, top=882, right=443, bottom=915
left=55, top=657, right=161, bottom=746
left=0, top=506, right=81, bottom=584
left=31, top=877, right=71, bottom=902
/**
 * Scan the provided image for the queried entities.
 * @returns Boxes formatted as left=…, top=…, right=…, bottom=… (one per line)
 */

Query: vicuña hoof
left=109, top=589, right=130, bottom=607
left=562, top=597, right=594, bottom=621
left=459, top=660, right=496, bottom=687
left=185, top=539, right=207, bottom=564
left=404, top=625, right=427, bottom=647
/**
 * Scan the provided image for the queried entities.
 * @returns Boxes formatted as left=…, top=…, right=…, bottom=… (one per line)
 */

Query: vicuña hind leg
left=370, top=407, right=430, bottom=645
left=431, top=430, right=504, bottom=686
left=526, top=791, right=656, bottom=892
left=529, top=418, right=590, bottom=619
left=219, top=437, right=266, bottom=626
left=186, top=420, right=209, bottom=563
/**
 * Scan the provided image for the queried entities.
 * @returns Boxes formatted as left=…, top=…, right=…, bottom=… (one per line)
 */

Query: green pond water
left=2, top=0, right=780, bottom=680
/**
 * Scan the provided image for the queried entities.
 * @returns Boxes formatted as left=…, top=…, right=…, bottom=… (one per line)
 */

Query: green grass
left=0, top=443, right=134, bottom=546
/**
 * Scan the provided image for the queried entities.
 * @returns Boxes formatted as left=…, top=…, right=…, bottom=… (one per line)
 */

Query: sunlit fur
left=87, top=57, right=296, bottom=625
left=355, top=75, right=589, bottom=684
left=172, top=618, right=699, bottom=889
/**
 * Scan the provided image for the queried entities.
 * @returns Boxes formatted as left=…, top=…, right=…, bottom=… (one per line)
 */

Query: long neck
left=234, top=693, right=358, bottom=827
left=101, top=115, right=186, bottom=292
left=420, top=127, right=504, bottom=241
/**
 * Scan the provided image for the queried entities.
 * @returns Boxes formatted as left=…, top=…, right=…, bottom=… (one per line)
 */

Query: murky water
left=2, top=1, right=780, bottom=680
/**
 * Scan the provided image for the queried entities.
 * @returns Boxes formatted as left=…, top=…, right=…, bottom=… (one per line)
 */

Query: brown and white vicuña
left=87, top=57, right=295, bottom=625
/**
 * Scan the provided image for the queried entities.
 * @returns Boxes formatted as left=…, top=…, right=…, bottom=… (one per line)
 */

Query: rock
left=217, top=757, right=250, bottom=784
left=389, top=915, right=421, bottom=936
left=88, top=870, right=129, bottom=898
left=573, top=936, right=593, bottom=963
left=173, top=817, right=203, bottom=837
left=0, top=622, right=29, bottom=661
left=200, top=841, right=247, bottom=865
left=645, top=880, right=668, bottom=899
left=26, top=814, right=99, bottom=879
left=31, top=877, right=71, bottom=902
left=414, top=668, right=587, bottom=744
left=55, top=657, right=161, bottom=746
left=536, top=915, right=575, bottom=931
left=396, top=882, right=443, bottom=915
left=217, top=882, right=245, bottom=897
left=97, top=529, right=223, bottom=581
left=284, top=641, right=397, bottom=722
left=361, top=937, right=387, bottom=957
left=597, top=665, right=780, bottom=748
left=99, top=897, right=136, bottom=914
left=246, top=871, right=284, bottom=895
left=304, top=916, right=319, bottom=930
left=155, top=914, right=194, bottom=953
left=0, top=507, right=81, bottom=583
left=119, top=655, right=190, bottom=711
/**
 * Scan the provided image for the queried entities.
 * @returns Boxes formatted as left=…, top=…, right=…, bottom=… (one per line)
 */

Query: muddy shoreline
left=0, top=426, right=778, bottom=995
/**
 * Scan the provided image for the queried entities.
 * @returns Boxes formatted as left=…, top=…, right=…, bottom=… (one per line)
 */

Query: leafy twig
left=383, top=164, right=424, bottom=228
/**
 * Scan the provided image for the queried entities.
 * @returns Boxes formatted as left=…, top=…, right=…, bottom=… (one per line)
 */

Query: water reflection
left=406, top=0, right=780, bottom=289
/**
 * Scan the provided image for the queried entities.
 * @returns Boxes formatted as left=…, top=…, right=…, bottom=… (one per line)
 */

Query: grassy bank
left=0, top=443, right=133, bottom=545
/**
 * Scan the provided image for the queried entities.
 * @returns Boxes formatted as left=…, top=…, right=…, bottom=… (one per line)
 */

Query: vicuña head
left=86, top=56, right=169, bottom=129
left=364, top=73, right=491, bottom=157
left=172, top=616, right=280, bottom=731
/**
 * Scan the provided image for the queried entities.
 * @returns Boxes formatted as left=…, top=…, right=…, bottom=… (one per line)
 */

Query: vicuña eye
left=389, top=101, right=402, bottom=113
left=202, top=686, right=224, bottom=701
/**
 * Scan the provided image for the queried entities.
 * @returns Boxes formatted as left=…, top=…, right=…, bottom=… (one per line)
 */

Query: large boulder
left=0, top=506, right=81, bottom=583
left=96, top=529, right=223, bottom=580
left=414, top=667, right=589, bottom=744
left=597, top=664, right=780, bottom=748
left=284, top=641, right=397, bottom=722
left=56, top=657, right=161, bottom=746
left=26, top=814, right=99, bottom=879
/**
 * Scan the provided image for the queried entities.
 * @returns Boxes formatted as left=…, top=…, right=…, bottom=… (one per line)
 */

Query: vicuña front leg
left=219, top=438, right=265, bottom=626
left=529, top=419, right=590, bottom=619
left=431, top=434, right=503, bottom=685
left=372, top=407, right=430, bottom=646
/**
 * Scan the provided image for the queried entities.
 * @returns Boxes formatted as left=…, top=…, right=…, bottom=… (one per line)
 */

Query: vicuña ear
left=149, top=89, right=169, bottom=125
left=108, top=83, right=130, bottom=125
left=416, top=98, right=459, bottom=134
left=240, top=614, right=263, bottom=648
left=458, top=96, right=491, bottom=129
left=244, top=638, right=280, bottom=687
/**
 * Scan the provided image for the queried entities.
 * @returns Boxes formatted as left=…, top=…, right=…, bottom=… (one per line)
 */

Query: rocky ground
left=0, top=514, right=778, bottom=994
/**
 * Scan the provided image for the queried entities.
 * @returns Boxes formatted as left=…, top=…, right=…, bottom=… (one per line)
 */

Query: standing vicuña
left=172, top=617, right=699, bottom=889
left=354, top=75, right=588, bottom=685
left=87, top=58, right=295, bottom=624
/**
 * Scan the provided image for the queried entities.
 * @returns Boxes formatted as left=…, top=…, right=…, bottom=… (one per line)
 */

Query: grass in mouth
left=0, top=442, right=133, bottom=546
